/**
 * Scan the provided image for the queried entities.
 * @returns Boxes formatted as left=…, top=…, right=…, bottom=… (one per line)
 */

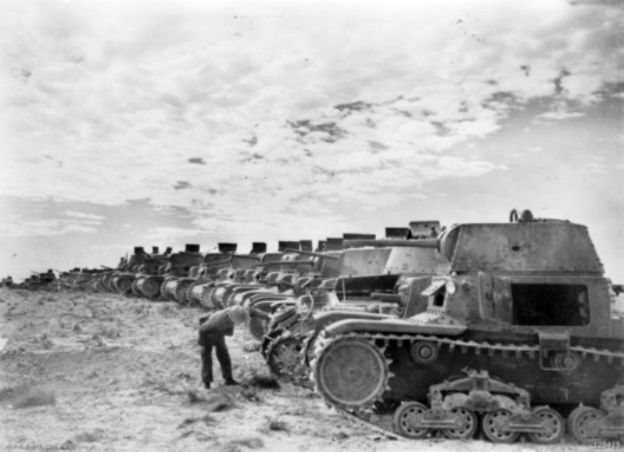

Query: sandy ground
left=0, top=288, right=609, bottom=452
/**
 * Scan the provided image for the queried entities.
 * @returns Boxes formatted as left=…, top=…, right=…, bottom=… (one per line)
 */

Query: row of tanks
left=10, top=209, right=623, bottom=444
left=208, top=209, right=624, bottom=445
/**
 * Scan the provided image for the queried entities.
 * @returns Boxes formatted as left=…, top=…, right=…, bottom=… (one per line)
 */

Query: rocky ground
left=0, top=288, right=613, bottom=451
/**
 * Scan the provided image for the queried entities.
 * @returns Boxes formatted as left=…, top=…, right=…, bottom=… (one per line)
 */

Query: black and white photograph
left=1, top=0, right=623, bottom=450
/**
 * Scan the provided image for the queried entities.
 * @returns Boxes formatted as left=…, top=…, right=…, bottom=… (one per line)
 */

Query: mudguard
left=324, top=318, right=467, bottom=336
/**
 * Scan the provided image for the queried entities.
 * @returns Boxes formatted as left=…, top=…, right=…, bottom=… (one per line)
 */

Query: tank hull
left=381, top=332, right=624, bottom=408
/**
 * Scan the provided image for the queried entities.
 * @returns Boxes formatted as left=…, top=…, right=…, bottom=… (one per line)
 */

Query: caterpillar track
left=265, top=331, right=312, bottom=387
left=311, top=331, right=624, bottom=444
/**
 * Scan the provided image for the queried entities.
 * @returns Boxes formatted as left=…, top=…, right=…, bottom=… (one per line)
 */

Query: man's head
left=229, top=305, right=249, bottom=324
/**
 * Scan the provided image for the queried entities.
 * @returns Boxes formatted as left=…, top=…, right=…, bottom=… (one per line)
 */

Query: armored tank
left=160, top=244, right=204, bottom=303
left=20, top=269, right=57, bottom=291
left=241, top=237, right=366, bottom=340
left=224, top=241, right=313, bottom=338
left=187, top=242, right=266, bottom=309
left=111, top=247, right=148, bottom=295
left=264, top=226, right=441, bottom=384
left=0, top=275, right=14, bottom=288
left=311, top=210, right=624, bottom=444
left=133, top=246, right=173, bottom=299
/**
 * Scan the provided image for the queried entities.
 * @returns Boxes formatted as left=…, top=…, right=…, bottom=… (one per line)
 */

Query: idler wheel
left=393, top=401, right=429, bottom=438
left=267, top=334, right=305, bottom=379
left=482, top=409, right=519, bottom=443
left=410, top=341, right=438, bottom=364
left=568, top=406, right=605, bottom=444
left=528, top=406, right=564, bottom=443
left=314, top=337, right=389, bottom=410
left=443, top=407, right=478, bottom=440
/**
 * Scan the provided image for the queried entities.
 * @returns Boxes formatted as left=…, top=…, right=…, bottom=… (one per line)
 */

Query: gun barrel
left=202, top=258, right=232, bottom=268
left=230, top=255, right=261, bottom=260
left=259, top=260, right=319, bottom=268
left=283, top=248, right=340, bottom=260
left=343, top=238, right=439, bottom=248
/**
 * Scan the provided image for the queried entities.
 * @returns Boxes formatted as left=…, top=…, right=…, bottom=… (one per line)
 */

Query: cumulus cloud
left=0, top=0, right=621, bottom=239
left=534, top=111, right=586, bottom=121
left=0, top=215, right=100, bottom=237
left=64, top=210, right=105, bottom=222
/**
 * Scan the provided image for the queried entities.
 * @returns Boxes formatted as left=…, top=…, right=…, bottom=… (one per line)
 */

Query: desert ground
left=0, top=288, right=613, bottom=451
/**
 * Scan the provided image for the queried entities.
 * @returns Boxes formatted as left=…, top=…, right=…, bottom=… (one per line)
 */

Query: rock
left=239, top=387, right=261, bottom=402
left=243, top=342, right=261, bottom=352
left=187, top=390, right=234, bottom=411
left=187, top=390, right=203, bottom=403
left=267, top=417, right=289, bottom=432
left=245, top=373, right=280, bottom=390
left=332, top=431, right=348, bottom=441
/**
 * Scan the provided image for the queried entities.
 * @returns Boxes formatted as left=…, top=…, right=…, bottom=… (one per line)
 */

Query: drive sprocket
left=266, top=332, right=309, bottom=385
left=311, top=335, right=391, bottom=411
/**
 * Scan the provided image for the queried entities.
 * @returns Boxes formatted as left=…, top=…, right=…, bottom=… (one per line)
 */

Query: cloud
left=535, top=111, right=586, bottom=121
left=0, top=216, right=100, bottom=237
left=0, top=0, right=621, bottom=240
left=64, top=210, right=105, bottom=222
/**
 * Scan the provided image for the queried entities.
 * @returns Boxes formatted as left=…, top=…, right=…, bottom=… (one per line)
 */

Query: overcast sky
left=0, top=0, right=622, bottom=281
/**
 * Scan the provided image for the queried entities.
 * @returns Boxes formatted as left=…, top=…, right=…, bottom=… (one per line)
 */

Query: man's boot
left=224, top=377, right=239, bottom=386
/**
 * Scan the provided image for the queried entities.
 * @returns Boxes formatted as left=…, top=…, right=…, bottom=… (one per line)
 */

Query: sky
left=0, top=0, right=622, bottom=282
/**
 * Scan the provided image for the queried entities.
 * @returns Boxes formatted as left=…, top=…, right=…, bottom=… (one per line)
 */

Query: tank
left=310, top=210, right=624, bottom=444
left=160, top=244, right=204, bottom=303
left=133, top=246, right=174, bottom=299
left=262, top=227, right=442, bottom=383
left=0, top=276, right=14, bottom=288
left=187, top=242, right=265, bottom=308
left=20, top=269, right=58, bottom=291
left=111, top=246, right=148, bottom=296
left=208, top=239, right=344, bottom=340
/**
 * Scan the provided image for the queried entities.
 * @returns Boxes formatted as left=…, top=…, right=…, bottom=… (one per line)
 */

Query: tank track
left=265, top=330, right=313, bottom=387
left=314, top=332, right=624, bottom=368
left=310, top=331, right=624, bottom=444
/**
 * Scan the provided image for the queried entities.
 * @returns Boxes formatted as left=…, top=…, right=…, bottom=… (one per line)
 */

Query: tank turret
left=278, top=241, right=300, bottom=252
left=409, top=220, right=440, bottom=238
left=385, top=227, right=412, bottom=239
left=251, top=242, right=267, bottom=254
left=324, top=238, right=344, bottom=251
left=218, top=243, right=237, bottom=254
left=299, top=240, right=314, bottom=252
